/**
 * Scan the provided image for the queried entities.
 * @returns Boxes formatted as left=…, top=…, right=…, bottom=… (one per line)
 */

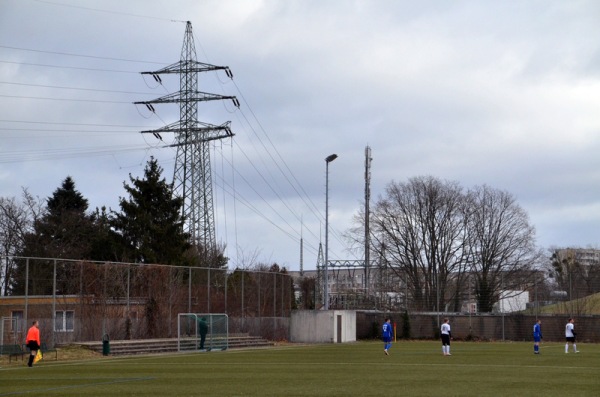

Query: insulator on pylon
left=232, top=98, right=240, bottom=108
left=134, top=22, right=234, bottom=251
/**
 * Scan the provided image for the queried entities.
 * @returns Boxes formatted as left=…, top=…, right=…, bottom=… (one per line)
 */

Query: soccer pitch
left=1, top=341, right=599, bottom=396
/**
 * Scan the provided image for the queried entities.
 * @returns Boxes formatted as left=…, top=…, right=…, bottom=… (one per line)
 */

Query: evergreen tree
left=88, top=206, right=127, bottom=262
left=13, top=177, right=96, bottom=294
left=111, top=157, right=190, bottom=265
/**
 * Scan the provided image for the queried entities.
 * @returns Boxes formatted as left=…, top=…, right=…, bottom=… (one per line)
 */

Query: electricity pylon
left=134, top=21, right=239, bottom=250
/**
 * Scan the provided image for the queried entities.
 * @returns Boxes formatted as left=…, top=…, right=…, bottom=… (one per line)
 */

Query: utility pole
left=135, top=21, right=239, bottom=251
left=364, top=146, right=372, bottom=296
left=324, top=153, right=338, bottom=310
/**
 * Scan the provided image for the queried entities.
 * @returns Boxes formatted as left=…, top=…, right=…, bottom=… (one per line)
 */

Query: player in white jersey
left=565, top=318, right=579, bottom=353
left=440, top=318, right=452, bottom=356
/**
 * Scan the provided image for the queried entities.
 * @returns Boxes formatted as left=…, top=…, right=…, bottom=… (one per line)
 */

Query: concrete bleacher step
left=69, top=334, right=274, bottom=355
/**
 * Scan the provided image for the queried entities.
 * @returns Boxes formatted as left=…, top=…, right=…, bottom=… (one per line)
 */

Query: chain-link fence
left=320, top=265, right=600, bottom=315
left=320, top=262, right=600, bottom=342
left=0, top=257, right=293, bottom=347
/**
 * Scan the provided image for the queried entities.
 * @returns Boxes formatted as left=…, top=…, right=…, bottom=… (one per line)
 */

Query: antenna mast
left=364, top=146, right=372, bottom=294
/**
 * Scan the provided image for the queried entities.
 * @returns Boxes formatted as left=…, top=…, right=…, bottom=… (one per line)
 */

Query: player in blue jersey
left=533, top=319, right=542, bottom=354
left=382, top=318, right=393, bottom=355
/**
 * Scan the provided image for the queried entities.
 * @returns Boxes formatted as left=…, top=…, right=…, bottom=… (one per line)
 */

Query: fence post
left=241, top=269, right=245, bottom=319
left=188, top=267, right=192, bottom=314
left=501, top=273, right=505, bottom=341
left=24, top=258, right=29, bottom=331
left=52, top=259, right=57, bottom=347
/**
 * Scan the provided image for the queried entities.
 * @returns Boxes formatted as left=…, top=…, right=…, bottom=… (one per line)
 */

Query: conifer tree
left=111, top=157, right=190, bottom=265
left=13, top=177, right=96, bottom=294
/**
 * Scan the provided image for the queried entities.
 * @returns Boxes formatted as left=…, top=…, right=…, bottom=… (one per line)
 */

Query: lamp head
left=325, top=154, right=338, bottom=163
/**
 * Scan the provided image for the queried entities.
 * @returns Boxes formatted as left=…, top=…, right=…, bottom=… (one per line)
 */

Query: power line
left=0, top=45, right=167, bottom=65
left=0, top=60, right=138, bottom=74
left=1, top=12, right=352, bottom=265
left=0, top=94, right=132, bottom=104
left=33, top=0, right=185, bottom=23
left=0, top=144, right=155, bottom=163
left=0, top=120, right=152, bottom=128
left=0, top=81, right=158, bottom=95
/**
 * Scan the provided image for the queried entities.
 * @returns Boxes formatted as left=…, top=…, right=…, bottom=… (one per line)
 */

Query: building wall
left=497, top=291, right=529, bottom=313
left=290, top=310, right=356, bottom=343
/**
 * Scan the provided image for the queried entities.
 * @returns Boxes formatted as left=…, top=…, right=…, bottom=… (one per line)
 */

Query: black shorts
left=566, top=336, right=576, bottom=343
left=26, top=341, right=40, bottom=351
left=441, top=334, right=451, bottom=345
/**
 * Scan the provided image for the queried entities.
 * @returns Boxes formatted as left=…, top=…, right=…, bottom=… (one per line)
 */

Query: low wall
left=290, top=310, right=356, bottom=343
left=357, top=312, right=600, bottom=343
left=230, top=317, right=289, bottom=341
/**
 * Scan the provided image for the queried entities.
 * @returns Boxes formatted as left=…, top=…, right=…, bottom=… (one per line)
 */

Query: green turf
left=1, top=341, right=599, bottom=396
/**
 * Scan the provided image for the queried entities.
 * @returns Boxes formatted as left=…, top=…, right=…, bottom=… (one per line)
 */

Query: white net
left=177, top=313, right=228, bottom=352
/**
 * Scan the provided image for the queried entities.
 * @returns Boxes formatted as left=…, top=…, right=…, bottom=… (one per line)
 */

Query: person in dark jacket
left=199, top=317, right=208, bottom=350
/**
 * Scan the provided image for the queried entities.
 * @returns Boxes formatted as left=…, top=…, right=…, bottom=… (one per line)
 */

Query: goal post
left=177, top=313, right=228, bottom=352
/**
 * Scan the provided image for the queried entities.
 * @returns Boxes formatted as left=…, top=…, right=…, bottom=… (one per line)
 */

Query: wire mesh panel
left=2, top=257, right=291, bottom=344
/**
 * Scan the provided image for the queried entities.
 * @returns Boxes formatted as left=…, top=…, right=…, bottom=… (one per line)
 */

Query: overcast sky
left=1, top=0, right=599, bottom=271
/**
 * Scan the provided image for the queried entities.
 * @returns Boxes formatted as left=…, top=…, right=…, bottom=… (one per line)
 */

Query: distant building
left=494, top=290, right=530, bottom=313
left=555, top=248, right=600, bottom=266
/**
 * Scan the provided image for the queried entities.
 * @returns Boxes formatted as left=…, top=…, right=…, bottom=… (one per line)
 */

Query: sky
left=1, top=0, right=599, bottom=271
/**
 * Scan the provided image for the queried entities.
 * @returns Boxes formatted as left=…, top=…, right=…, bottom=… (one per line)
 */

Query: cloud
left=1, top=0, right=599, bottom=269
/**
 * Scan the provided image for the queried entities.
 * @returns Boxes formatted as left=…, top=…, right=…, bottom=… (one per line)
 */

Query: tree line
left=2, top=164, right=598, bottom=314
left=348, top=176, right=548, bottom=313
left=0, top=157, right=223, bottom=296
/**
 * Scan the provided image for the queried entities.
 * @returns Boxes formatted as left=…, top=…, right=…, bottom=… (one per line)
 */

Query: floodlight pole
left=324, top=153, right=338, bottom=310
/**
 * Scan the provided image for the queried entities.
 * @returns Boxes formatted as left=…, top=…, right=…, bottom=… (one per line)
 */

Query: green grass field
left=1, top=341, right=599, bottom=396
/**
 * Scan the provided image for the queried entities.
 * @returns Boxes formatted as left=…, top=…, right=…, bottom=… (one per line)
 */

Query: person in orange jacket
left=25, top=320, right=41, bottom=367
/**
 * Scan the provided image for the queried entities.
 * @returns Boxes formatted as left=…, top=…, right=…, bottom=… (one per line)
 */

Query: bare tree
left=464, top=185, right=540, bottom=312
left=0, top=188, right=44, bottom=295
left=371, top=176, right=468, bottom=311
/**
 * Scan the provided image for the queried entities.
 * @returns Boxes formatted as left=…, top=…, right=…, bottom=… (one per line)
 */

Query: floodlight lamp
left=325, top=154, right=338, bottom=163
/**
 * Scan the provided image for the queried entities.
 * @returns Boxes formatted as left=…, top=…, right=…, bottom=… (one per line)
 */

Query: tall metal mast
left=364, top=146, right=372, bottom=294
left=135, top=21, right=239, bottom=250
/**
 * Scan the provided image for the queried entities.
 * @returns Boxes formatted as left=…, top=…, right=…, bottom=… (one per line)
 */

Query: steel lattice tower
left=135, top=21, right=239, bottom=250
